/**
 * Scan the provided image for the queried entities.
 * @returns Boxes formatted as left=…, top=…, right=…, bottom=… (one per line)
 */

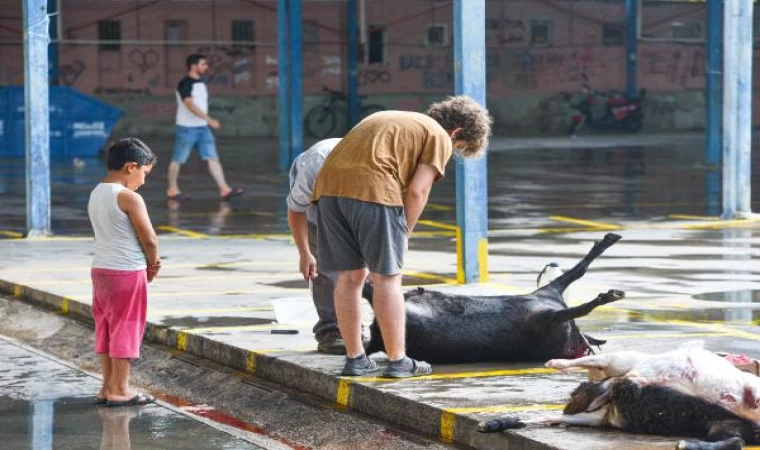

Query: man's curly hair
left=426, top=95, right=493, bottom=158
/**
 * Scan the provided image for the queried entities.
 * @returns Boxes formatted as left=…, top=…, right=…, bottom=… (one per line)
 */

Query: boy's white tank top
left=88, top=183, right=147, bottom=270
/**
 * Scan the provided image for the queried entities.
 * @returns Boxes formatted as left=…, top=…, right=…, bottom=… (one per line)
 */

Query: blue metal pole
left=735, top=0, right=753, bottom=216
left=346, top=0, right=359, bottom=128
left=277, top=0, right=291, bottom=171
left=453, top=0, right=488, bottom=284
left=288, top=0, right=303, bottom=162
left=46, top=0, right=58, bottom=84
left=705, top=0, right=722, bottom=167
left=625, top=0, right=638, bottom=98
left=23, top=0, right=51, bottom=237
left=722, top=0, right=738, bottom=218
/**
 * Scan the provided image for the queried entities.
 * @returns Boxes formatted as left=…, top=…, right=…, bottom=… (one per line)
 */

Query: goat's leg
left=550, top=290, right=625, bottom=324
left=528, top=410, right=607, bottom=428
left=676, top=437, right=743, bottom=450
left=545, top=354, right=612, bottom=372
left=540, top=233, right=622, bottom=294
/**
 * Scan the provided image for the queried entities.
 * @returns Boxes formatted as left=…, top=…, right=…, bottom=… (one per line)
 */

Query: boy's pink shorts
left=91, top=268, right=147, bottom=359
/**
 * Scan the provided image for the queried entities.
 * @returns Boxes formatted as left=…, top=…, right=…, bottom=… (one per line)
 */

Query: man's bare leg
left=167, top=161, right=183, bottom=197
left=334, top=268, right=369, bottom=358
left=207, top=159, right=232, bottom=197
left=369, top=273, right=405, bottom=361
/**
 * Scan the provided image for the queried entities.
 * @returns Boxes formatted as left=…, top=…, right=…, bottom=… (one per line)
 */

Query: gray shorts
left=316, top=196, right=408, bottom=275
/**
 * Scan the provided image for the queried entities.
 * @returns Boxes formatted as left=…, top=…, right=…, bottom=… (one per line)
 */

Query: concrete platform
left=2, top=224, right=760, bottom=450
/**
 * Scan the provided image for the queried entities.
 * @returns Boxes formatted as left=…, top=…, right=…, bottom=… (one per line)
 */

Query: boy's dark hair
left=186, top=54, right=207, bottom=69
left=107, top=137, right=157, bottom=171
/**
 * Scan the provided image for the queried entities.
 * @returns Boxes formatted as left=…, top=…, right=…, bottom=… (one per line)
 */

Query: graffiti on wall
left=640, top=49, right=704, bottom=88
left=398, top=54, right=452, bottom=90
left=489, top=47, right=607, bottom=90
left=59, top=61, right=86, bottom=86
left=486, top=17, right=525, bottom=46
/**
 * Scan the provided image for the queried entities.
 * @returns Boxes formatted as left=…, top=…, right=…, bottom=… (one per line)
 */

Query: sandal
left=167, top=192, right=192, bottom=201
left=95, top=396, right=107, bottom=405
left=382, top=356, right=432, bottom=378
left=221, top=187, right=244, bottom=201
left=106, top=393, right=155, bottom=407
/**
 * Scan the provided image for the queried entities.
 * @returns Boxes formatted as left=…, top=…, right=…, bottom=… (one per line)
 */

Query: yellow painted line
left=150, top=306, right=273, bottom=316
left=0, top=230, right=23, bottom=238
left=65, top=289, right=295, bottom=302
left=685, top=219, right=760, bottom=230
left=157, top=226, right=210, bottom=239
left=0, top=260, right=293, bottom=273
left=176, top=331, right=188, bottom=351
left=426, top=203, right=454, bottom=211
left=348, top=367, right=555, bottom=383
left=22, top=272, right=300, bottom=287
left=61, top=297, right=70, bottom=315
left=456, top=228, right=464, bottom=284
left=668, top=214, right=719, bottom=221
left=549, top=216, right=622, bottom=231
left=440, top=411, right=455, bottom=442
left=336, top=379, right=351, bottom=406
left=12, top=284, right=21, bottom=297
left=417, top=219, right=459, bottom=232
left=665, top=320, right=760, bottom=341
left=478, top=238, right=488, bottom=282
left=539, top=226, right=611, bottom=234
left=445, top=403, right=564, bottom=415
left=246, top=351, right=257, bottom=374
left=403, top=271, right=458, bottom=285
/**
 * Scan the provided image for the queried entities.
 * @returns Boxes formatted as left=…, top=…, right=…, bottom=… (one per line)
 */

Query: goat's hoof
left=600, top=289, right=625, bottom=304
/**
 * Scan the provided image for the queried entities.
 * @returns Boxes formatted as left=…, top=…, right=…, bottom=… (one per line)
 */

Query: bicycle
left=304, top=86, right=385, bottom=139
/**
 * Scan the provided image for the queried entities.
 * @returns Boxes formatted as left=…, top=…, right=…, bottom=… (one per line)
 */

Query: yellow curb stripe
left=456, top=228, right=464, bottom=284
left=478, top=238, right=489, bottom=282
left=0, top=230, right=23, bottom=238
left=440, top=411, right=455, bottom=442
left=157, top=226, right=210, bottom=239
left=549, top=216, right=622, bottom=230
left=668, top=214, right=719, bottom=221
left=445, top=404, right=564, bottom=414
left=336, top=379, right=352, bottom=406
left=176, top=331, right=188, bottom=351
left=61, top=297, right=70, bottom=315
left=12, top=284, right=21, bottom=297
left=246, top=351, right=257, bottom=374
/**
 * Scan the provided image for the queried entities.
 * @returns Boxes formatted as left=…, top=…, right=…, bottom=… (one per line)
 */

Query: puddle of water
left=161, top=316, right=273, bottom=328
left=693, top=290, right=760, bottom=303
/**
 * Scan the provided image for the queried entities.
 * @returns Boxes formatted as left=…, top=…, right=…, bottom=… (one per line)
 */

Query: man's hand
left=207, top=118, right=221, bottom=130
left=147, top=258, right=162, bottom=283
left=299, top=253, right=318, bottom=280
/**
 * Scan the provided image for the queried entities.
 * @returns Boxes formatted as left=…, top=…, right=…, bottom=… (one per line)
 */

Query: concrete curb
left=0, top=279, right=559, bottom=450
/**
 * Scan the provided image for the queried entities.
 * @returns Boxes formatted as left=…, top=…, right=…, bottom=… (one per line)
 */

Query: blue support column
left=722, top=0, right=754, bottom=218
left=47, top=0, right=58, bottom=84
left=277, top=0, right=291, bottom=171
left=735, top=0, right=753, bottom=215
left=453, top=0, right=488, bottom=284
left=23, top=0, right=51, bottom=237
left=288, top=0, right=303, bottom=162
left=625, top=0, right=638, bottom=98
left=705, top=0, right=722, bottom=167
left=346, top=0, right=359, bottom=128
left=31, top=400, right=54, bottom=450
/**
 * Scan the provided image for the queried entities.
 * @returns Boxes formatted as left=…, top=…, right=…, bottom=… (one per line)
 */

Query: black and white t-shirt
left=175, top=76, right=208, bottom=127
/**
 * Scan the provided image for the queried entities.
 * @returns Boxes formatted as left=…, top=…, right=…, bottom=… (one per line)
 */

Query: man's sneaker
left=341, top=354, right=379, bottom=376
left=382, top=356, right=432, bottom=378
left=317, top=330, right=347, bottom=355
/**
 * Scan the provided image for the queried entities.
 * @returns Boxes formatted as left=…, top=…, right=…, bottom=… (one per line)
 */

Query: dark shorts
left=316, top=196, right=408, bottom=276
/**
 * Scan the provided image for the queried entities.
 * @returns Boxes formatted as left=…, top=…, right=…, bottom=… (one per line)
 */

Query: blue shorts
left=172, top=125, right=219, bottom=164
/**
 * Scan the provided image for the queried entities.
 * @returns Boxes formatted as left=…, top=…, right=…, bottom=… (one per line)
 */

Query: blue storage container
left=0, top=86, right=123, bottom=159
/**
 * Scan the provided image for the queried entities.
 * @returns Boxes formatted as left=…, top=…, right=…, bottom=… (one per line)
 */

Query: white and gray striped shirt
left=286, top=138, right=342, bottom=224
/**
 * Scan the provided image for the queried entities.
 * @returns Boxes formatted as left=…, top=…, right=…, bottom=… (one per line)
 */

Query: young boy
left=88, top=137, right=160, bottom=407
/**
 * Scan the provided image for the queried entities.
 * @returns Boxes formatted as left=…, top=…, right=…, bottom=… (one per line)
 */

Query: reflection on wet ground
left=0, top=337, right=274, bottom=450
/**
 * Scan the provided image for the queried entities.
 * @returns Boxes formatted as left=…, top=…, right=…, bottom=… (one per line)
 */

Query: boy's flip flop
left=95, top=397, right=107, bottom=405
left=106, top=393, right=155, bottom=407
left=221, top=187, right=244, bottom=201
left=167, top=193, right=191, bottom=201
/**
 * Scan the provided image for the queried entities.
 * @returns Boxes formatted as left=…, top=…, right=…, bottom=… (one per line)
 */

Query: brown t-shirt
left=312, top=111, right=452, bottom=206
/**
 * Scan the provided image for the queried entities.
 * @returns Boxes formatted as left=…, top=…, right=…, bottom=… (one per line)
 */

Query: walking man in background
left=287, top=138, right=371, bottom=354
left=166, top=54, right=243, bottom=201
left=312, top=97, right=492, bottom=378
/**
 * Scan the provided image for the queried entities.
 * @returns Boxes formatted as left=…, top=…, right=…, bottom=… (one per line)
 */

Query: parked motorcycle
left=568, top=81, right=646, bottom=136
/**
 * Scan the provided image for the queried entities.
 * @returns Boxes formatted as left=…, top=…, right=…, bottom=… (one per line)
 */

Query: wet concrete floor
left=0, top=336, right=276, bottom=450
